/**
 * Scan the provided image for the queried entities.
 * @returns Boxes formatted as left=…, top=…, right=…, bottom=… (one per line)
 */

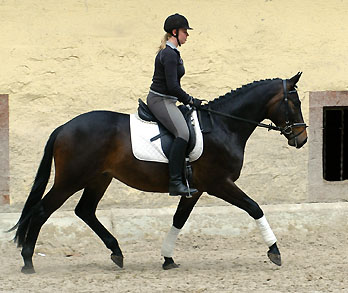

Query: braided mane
left=203, top=78, right=281, bottom=110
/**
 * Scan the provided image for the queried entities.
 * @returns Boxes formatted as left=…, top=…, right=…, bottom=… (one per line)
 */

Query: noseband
left=198, top=80, right=308, bottom=138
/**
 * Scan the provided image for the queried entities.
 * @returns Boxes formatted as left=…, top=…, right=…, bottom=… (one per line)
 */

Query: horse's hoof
left=162, top=257, right=180, bottom=270
left=111, top=254, right=124, bottom=268
left=163, top=262, right=180, bottom=270
left=21, top=266, right=36, bottom=274
left=267, top=251, right=281, bottom=266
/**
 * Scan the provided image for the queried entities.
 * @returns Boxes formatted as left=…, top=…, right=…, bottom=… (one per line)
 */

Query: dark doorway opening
left=323, top=107, right=348, bottom=181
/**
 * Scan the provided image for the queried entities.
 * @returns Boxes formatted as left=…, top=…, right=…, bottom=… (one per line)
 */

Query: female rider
left=147, top=13, right=202, bottom=196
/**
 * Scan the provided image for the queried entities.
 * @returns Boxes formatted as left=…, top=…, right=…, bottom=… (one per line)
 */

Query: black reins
left=198, top=80, right=307, bottom=138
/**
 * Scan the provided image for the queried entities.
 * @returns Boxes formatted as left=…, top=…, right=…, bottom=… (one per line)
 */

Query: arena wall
left=1, top=0, right=348, bottom=209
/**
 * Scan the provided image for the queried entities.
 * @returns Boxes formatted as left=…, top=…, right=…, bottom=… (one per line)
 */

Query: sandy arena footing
left=1, top=203, right=348, bottom=292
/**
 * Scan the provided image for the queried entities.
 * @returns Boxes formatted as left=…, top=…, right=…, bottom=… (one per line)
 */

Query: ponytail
left=157, top=33, right=171, bottom=53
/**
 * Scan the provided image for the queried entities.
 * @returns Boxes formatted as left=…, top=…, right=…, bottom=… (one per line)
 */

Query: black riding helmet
left=164, top=13, right=193, bottom=46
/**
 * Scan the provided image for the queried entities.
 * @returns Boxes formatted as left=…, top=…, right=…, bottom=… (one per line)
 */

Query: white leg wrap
left=161, top=226, right=181, bottom=257
left=255, top=215, right=277, bottom=247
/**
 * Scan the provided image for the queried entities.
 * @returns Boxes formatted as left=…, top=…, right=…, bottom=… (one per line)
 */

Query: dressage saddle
left=137, top=99, right=197, bottom=159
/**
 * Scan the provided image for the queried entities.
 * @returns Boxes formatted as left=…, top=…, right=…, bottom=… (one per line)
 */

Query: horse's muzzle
left=287, top=127, right=308, bottom=149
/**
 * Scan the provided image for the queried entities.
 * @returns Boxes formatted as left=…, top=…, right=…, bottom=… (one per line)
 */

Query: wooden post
left=0, top=94, right=9, bottom=204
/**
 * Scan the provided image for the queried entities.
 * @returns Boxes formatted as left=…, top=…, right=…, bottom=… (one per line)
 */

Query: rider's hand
left=191, top=98, right=203, bottom=108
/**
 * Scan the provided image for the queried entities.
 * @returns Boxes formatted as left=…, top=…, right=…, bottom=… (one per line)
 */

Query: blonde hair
left=157, top=33, right=171, bottom=53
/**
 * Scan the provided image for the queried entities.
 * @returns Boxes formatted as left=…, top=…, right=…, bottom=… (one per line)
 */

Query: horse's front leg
left=208, top=178, right=281, bottom=266
left=161, top=192, right=202, bottom=270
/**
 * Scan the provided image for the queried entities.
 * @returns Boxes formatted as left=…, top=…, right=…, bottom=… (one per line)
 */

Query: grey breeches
left=147, top=91, right=189, bottom=142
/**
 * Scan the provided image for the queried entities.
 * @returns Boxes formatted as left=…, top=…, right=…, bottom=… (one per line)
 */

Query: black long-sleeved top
left=150, top=44, right=192, bottom=105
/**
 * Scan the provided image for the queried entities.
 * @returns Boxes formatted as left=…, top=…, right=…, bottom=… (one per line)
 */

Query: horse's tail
left=7, top=125, right=63, bottom=246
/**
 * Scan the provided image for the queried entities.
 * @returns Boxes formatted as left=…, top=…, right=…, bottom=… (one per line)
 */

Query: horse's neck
left=211, top=87, right=276, bottom=145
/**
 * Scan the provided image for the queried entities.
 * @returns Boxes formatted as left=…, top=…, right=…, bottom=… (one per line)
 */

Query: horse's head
left=267, top=73, right=308, bottom=148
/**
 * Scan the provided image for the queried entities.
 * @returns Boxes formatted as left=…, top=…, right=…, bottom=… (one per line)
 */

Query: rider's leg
left=147, top=93, right=198, bottom=196
left=168, top=136, right=198, bottom=196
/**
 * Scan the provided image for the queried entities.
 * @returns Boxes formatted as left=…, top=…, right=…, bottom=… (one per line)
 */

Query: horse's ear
left=288, top=72, right=302, bottom=89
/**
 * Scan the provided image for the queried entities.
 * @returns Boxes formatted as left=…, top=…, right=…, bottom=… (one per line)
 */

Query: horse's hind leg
left=20, top=186, right=78, bottom=274
left=74, top=174, right=124, bottom=268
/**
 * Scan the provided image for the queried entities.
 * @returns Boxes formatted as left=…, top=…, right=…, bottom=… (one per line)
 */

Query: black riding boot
left=168, top=137, right=198, bottom=196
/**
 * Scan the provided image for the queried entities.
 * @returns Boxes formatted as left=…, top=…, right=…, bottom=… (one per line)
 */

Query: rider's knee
left=177, top=128, right=189, bottom=142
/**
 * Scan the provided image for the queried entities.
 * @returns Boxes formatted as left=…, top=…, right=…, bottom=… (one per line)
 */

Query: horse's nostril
left=302, top=137, right=308, bottom=146
left=296, top=137, right=308, bottom=148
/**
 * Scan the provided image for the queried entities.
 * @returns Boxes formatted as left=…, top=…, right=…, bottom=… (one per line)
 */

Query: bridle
left=279, top=79, right=307, bottom=140
left=198, top=80, right=308, bottom=139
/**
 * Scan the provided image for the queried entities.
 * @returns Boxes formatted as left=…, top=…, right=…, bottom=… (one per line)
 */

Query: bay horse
left=9, top=73, right=307, bottom=274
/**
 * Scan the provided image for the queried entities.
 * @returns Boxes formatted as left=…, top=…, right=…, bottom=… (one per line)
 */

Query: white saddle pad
left=129, top=110, right=203, bottom=163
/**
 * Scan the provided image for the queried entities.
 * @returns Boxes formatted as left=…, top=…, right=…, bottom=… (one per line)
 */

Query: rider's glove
left=190, top=98, right=203, bottom=108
